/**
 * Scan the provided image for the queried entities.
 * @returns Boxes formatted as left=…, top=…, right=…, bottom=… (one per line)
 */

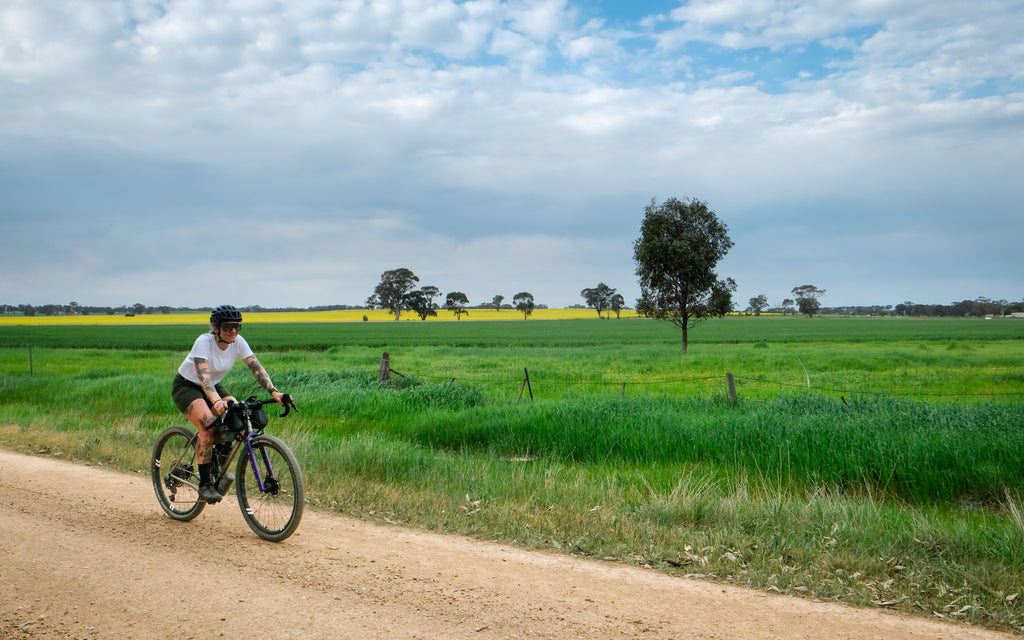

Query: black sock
left=198, top=463, right=213, bottom=485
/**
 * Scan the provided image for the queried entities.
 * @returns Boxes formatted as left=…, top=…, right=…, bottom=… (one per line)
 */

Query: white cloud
left=560, top=34, right=622, bottom=62
left=666, top=0, right=894, bottom=49
left=489, top=27, right=548, bottom=66
left=505, top=0, right=573, bottom=42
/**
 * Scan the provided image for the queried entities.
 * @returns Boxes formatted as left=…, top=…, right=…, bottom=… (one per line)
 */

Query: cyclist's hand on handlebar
left=272, top=392, right=298, bottom=417
left=211, top=396, right=238, bottom=416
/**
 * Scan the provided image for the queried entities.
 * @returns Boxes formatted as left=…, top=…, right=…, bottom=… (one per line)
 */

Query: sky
left=2, top=0, right=1022, bottom=311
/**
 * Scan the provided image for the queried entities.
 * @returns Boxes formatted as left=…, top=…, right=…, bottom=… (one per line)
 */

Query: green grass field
left=1, top=313, right=1020, bottom=348
left=1, top=315, right=1023, bottom=632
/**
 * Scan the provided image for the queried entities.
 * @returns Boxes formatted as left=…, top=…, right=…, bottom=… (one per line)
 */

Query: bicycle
left=151, top=394, right=304, bottom=542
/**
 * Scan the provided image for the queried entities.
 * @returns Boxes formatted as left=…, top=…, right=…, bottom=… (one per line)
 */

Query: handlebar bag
left=213, top=408, right=247, bottom=443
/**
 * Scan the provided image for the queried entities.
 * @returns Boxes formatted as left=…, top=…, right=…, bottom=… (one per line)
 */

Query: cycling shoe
left=198, top=483, right=222, bottom=504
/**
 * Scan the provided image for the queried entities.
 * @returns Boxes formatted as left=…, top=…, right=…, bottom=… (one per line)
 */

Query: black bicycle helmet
left=210, top=304, right=242, bottom=325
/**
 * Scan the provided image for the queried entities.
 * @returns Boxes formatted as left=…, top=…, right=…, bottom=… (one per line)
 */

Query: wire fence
left=380, top=357, right=1024, bottom=402
left=13, top=346, right=1020, bottom=402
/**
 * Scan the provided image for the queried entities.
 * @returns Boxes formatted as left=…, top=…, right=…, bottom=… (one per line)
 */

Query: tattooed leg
left=195, top=424, right=215, bottom=464
left=185, top=399, right=217, bottom=464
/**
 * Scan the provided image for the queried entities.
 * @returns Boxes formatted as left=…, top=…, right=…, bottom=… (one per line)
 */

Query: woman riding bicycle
left=172, top=304, right=288, bottom=504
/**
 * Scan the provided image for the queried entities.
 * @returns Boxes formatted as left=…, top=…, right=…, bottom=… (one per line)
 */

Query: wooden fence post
left=377, top=353, right=404, bottom=383
left=726, top=372, right=737, bottom=402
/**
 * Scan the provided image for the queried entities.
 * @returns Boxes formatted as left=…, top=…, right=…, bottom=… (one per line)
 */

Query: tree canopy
left=366, top=268, right=419, bottom=321
left=610, top=293, right=625, bottom=318
left=445, top=292, right=470, bottom=320
left=633, top=197, right=735, bottom=352
left=580, top=283, right=616, bottom=318
left=748, top=294, right=769, bottom=316
left=513, top=292, right=535, bottom=319
left=791, top=285, right=826, bottom=318
left=405, top=286, right=441, bottom=321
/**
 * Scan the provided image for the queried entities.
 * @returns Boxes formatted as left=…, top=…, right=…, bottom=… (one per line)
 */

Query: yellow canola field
left=0, top=307, right=639, bottom=325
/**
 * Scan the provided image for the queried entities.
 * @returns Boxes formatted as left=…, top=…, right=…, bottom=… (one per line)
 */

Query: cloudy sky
left=2, top=0, right=1022, bottom=310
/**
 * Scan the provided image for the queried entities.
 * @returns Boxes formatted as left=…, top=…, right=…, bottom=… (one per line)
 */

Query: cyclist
left=172, top=304, right=288, bottom=504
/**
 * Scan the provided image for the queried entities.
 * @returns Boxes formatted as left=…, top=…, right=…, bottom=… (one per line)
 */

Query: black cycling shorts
left=172, top=374, right=229, bottom=414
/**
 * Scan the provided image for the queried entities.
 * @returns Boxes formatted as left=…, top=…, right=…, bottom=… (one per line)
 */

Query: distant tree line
left=3, top=295, right=1020, bottom=320
left=362, top=268, right=546, bottom=321
left=739, top=296, right=1023, bottom=318
left=890, top=298, right=1022, bottom=317
left=0, top=302, right=367, bottom=317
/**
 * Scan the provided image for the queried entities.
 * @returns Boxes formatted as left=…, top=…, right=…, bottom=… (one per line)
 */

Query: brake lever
left=279, top=393, right=298, bottom=417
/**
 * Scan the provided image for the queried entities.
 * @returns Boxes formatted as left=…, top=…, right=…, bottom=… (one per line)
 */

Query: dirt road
left=0, top=449, right=1013, bottom=640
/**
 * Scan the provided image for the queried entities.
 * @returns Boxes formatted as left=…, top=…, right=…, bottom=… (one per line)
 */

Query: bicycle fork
left=244, top=435, right=280, bottom=495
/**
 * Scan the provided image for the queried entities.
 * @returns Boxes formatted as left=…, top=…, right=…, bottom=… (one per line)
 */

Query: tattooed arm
left=244, top=355, right=285, bottom=403
left=195, top=357, right=233, bottom=416
left=194, top=358, right=220, bottom=402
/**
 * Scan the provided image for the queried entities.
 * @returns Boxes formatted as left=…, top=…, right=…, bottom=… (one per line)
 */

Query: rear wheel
left=151, top=425, right=206, bottom=521
left=236, top=435, right=304, bottom=542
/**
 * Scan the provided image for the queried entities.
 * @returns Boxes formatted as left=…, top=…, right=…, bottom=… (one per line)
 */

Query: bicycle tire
left=151, top=425, right=206, bottom=521
left=235, top=435, right=304, bottom=542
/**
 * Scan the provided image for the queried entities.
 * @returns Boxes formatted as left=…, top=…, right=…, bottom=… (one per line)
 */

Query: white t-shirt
left=177, top=333, right=255, bottom=386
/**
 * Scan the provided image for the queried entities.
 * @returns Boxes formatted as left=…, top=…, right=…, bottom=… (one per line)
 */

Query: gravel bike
left=151, top=395, right=304, bottom=542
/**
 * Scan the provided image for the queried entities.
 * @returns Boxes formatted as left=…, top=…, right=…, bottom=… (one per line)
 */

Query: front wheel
left=151, top=425, right=206, bottom=521
left=236, top=435, right=304, bottom=542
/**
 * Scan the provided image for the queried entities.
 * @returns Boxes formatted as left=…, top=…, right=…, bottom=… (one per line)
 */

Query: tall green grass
left=384, top=392, right=1024, bottom=504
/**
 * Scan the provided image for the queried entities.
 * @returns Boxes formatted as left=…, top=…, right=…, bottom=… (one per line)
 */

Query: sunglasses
left=220, top=323, right=242, bottom=332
